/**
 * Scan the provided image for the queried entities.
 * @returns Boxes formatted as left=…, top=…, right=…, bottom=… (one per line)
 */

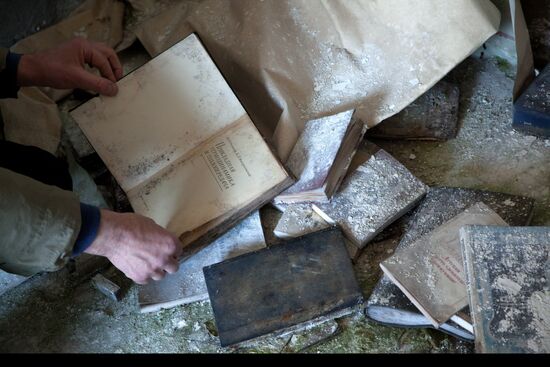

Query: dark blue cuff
left=73, top=203, right=101, bottom=257
left=0, top=51, right=22, bottom=98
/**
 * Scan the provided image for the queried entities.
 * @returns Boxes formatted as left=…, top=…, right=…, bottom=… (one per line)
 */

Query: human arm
left=0, top=168, right=182, bottom=283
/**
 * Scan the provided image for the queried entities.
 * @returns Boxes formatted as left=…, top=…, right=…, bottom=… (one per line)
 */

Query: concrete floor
left=0, top=49, right=547, bottom=352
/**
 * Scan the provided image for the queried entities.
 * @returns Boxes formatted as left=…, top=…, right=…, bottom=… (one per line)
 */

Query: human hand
left=85, top=209, right=183, bottom=284
left=17, top=37, right=123, bottom=96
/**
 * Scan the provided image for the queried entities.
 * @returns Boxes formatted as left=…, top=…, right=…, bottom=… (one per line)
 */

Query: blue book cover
left=513, top=63, right=550, bottom=137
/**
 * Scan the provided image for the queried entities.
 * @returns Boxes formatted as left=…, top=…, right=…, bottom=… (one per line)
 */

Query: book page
left=127, top=118, right=288, bottom=236
left=71, top=34, right=246, bottom=192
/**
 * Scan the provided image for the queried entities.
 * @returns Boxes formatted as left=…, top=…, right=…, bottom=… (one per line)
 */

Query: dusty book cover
left=460, top=226, right=549, bottom=353
left=365, top=80, right=460, bottom=141
left=274, top=109, right=366, bottom=203
left=70, top=33, right=292, bottom=253
left=366, top=186, right=535, bottom=341
left=273, top=203, right=361, bottom=261
left=203, top=228, right=364, bottom=347
left=380, top=202, right=509, bottom=327
left=312, top=145, right=427, bottom=248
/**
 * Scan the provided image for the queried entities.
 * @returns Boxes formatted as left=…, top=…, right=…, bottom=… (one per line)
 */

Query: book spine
left=459, top=226, right=483, bottom=352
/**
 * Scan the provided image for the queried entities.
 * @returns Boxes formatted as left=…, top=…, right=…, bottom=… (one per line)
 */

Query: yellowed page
left=72, top=34, right=247, bottom=192
left=128, top=118, right=288, bottom=235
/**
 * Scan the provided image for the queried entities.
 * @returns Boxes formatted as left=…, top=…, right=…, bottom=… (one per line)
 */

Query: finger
left=83, top=46, right=116, bottom=83
left=92, top=42, right=123, bottom=80
left=150, top=270, right=167, bottom=281
left=172, top=237, right=184, bottom=258
left=133, top=277, right=149, bottom=285
left=72, top=67, right=118, bottom=96
left=163, top=261, right=179, bottom=274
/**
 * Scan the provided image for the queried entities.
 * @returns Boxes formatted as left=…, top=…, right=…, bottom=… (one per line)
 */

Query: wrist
left=72, top=203, right=101, bottom=257
left=17, top=53, right=41, bottom=87
left=84, top=208, right=116, bottom=258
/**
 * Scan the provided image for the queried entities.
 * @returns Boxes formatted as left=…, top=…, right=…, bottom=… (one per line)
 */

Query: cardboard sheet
left=509, top=0, right=535, bottom=101
left=0, top=87, right=62, bottom=154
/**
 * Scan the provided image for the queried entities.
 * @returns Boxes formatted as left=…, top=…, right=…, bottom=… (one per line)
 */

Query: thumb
left=72, top=67, right=118, bottom=96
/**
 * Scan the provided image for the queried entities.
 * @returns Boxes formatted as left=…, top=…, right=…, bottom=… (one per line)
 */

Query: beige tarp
left=133, top=0, right=500, bottom=160
left=10, top=0, right=125, bottom=102
left=0, top=87, right=62, bottom=154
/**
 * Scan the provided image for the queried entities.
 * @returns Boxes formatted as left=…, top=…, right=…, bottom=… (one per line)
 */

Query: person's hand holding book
left=17, top=37, right=122, bottom=96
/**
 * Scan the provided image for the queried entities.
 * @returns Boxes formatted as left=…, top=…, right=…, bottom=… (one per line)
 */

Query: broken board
left=203, top=228, right=364, bottom=347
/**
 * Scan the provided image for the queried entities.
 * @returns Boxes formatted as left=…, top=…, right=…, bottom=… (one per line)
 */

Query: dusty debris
left=91, top=273, right=121, bottom=302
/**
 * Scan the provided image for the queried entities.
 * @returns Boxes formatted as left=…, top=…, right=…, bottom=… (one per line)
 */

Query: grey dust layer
left=460, top=226, right=549, bottom=353
left=313, top=146, right=428, bottom=249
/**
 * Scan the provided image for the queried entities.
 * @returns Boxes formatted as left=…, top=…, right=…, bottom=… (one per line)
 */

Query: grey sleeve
left=0, top=167, right=82, bottom=276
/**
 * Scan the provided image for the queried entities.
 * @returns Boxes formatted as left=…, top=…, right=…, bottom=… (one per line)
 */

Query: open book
left=71, top=33, right=292, bottom=254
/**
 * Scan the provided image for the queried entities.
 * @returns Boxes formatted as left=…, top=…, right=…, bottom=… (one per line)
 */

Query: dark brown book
left=203, top=228, right=364, bottom=347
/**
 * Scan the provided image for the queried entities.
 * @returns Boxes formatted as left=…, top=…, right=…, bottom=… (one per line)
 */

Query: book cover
left=273, top=204, right=330, bottom=240
left=203, top=228, right=364, bottom=347
left=70, top=33, right=292, bottom=253
left=366, top=80, right=460, bottom=141
left=513, top=62, right=550, bottom=137
left=460, top=226, right=549, bottom=353
left=274, top=110, right=366, bottom=203
left=366, top=187, right=536, bottom=341
left=380, top=202, right=508, bottom=327
left=137, top=211, right=265, bottom=313
left=273, top=203, right=361, bottom=261
left=312, top=146, right=427, bottom=248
